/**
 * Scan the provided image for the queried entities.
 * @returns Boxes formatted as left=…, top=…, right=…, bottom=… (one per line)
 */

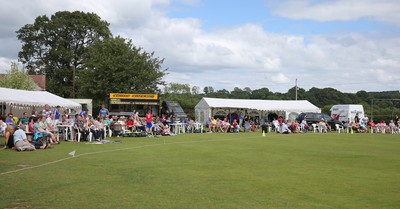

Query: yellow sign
left=109, top=93, right=158, bottom=100
left=110, top=99, right=159, bottom=105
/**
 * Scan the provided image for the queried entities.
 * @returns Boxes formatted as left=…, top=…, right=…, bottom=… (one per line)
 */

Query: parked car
left=296, top=112, right=343, bottom=130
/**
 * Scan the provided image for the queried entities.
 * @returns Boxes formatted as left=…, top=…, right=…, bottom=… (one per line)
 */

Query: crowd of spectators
left=2, top=105, right=400, bottom=151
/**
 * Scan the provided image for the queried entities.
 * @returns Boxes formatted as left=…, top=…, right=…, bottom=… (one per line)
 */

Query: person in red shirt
left=232, top=119, right=239, bottom=133
left=126, top=116, right=135, bottom=132
left=145, top=109, right=153, bottom=132
left=277, top=116, right=283, bottom=124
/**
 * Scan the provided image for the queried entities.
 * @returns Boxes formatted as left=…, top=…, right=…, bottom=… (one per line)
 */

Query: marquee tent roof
left=195, top=97, right=320, bottom=113
left=0, top=87, right=81, bottom=109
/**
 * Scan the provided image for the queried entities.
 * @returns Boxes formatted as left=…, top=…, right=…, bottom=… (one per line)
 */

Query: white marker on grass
left=68, top=150, right=76, bottom=157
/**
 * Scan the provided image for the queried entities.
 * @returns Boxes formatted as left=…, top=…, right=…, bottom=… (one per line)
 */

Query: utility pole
left=295, top=78, right=298, bottom=100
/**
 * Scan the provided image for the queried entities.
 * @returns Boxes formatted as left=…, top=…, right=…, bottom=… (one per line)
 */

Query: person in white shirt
left=14, top=127, right=36, bottom=151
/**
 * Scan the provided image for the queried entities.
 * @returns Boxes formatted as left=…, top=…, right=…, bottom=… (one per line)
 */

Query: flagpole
left=295, top=78, right=298, bottom=100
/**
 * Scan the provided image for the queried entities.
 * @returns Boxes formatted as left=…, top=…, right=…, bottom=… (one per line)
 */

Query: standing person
left=53, top=105, right=61, bottom=123
left=79, top=108, right=89, bottom=119
left=98, top=104, right=109, bottom=118
left=354, top=113, right=360, bottom=123
left=42, top=104, right=52, bottom=118
left=239, top=112, right=244, bottom=128
left=244, top=110, right=249, bottom=123
left=145, top=109, right=153, bottom=133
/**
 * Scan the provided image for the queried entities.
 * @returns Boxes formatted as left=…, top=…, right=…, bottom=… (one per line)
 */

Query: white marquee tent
left=0, top=87, right=81, bottom=115
left=195, top=97, right=321, bottom=124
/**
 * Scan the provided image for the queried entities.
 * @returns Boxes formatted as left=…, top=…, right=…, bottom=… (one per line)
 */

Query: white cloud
left=0, top=57, right=14, bottom=72
left=369, top=69, right=400, bottom=83
left=271, top=73, right=290, bottom=84
left=271, top=0, right=400, bottom=25
left=372, top=58, right=400, bottom=68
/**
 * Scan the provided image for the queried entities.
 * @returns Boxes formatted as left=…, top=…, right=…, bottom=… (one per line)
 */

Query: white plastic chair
left=88, top=132, right=93, bottom=142
left=335, top=124, right=344, bottom=133
left=75, top=129, right=82, bottom=142
left=312, top=124, right=319, bottom=133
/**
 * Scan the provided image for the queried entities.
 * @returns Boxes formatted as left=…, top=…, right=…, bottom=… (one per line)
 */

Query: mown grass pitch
left=1, top=132, right=399, bottom=209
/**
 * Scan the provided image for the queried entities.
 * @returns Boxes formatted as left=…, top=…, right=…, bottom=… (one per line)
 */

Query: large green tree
left=16, top=11, right=112, bottom=98
left=0, top=63, right=36, bottom=90
left=79, top=36, right=167, bottom=106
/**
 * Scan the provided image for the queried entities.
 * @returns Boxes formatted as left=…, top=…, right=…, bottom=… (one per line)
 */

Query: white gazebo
left=195, top=97, right=320, bottom=124
left=0, top=87, right=81, bottom=116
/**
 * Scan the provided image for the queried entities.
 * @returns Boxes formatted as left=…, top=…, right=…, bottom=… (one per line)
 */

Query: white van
left=330, top=104, right=364, bottom=123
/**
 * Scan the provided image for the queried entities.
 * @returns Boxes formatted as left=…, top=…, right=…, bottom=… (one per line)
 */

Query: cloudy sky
left=0, top=0, right=399, bottom=93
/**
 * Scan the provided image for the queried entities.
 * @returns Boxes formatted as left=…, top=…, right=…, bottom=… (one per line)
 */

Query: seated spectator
left=3, top=126, right=15, bottom=149
left=377, top=121, right=389, bottom=133
left=343, top=118, right=351, bottom=131
left=300, top=119, right=309, bottom=133
left=95, top=117, right=105, bottom=139
left=250, top=121, right=256, bottom=132
left=33, top=117, right=52, bottom=143
left=222, top=118, right=231, bottom=133
left=0, top=117, right=6, bottom=136
left=358, top=122, right=367, bottom=133
left=73, top=115, right=89, bottom=141
left=318, top=119, right=328, bottom=133
left=13, top=126, right=36, bottom=151
left=325, top=119, right=332, bottom=132
left=389, top=120, right=399, bottom=134
left=46, top=113, right=60, bottom=144
left=88, top=118, right=101, bottom=141
left=38, top=115, right=57, bottom=144
left=5, top=113, right=15, bottom=127
left=231, top=119, right=239, bottom=133
left=134, top=117, right=146, bottom=132
left=210, top=117, right=217, bottom=133
left=126, top=116, right=135, bottom=132
left=243, top=121, right=251, bottom=132
left=288, top=120, right=299, bottom=133
left=279, top=122, right=290, bottom=134
left=368, top=120, right=376, bottom=133
left=272, top=119, right=279, bottom=132
left=19, top=112, right=29, bottom=126
left=162, top=124, right=172, bottom=136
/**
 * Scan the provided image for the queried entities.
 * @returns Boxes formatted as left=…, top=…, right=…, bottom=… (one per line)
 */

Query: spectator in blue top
left=79, top=108, right=88, bottom=118
left=5, top=113, right=14, bottom=127
left=53, top=105, right=61, bottom=121
left=98, top=104, right=109, bottom=118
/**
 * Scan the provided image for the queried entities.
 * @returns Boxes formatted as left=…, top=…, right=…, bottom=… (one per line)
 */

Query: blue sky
left=0, top=0, right=399, bottom=93
left=168, top=0, right=394, bottom=37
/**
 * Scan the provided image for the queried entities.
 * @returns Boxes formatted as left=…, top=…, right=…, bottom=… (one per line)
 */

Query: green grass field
left=1, top=132, right=399, bottom=209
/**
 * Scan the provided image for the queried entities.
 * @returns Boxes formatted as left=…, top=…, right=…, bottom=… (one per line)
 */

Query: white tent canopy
left=0, top=87, right=81, bottom=109
left=195, top=97, right=321, bottom=124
